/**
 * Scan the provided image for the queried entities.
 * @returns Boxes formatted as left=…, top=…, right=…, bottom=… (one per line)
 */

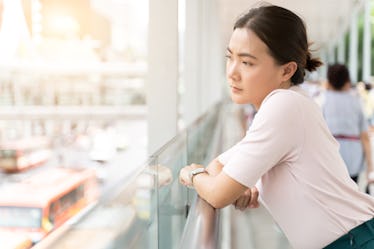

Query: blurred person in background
left=321, top=63, right=374, bottom=191
left=356, top=81, right=374, bottom=126
left=300, top=71, right=323, bottom=99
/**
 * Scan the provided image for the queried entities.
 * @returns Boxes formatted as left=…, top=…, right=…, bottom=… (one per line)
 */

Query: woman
left=179, top=5, right=374, bottom=249
left=321, top=63, right=374, bottom=189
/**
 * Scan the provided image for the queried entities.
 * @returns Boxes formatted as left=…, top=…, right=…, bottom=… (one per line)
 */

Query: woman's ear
left=281, top=62, right=298, bottom=81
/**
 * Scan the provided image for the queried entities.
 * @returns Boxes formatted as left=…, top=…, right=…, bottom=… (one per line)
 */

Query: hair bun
left=305, top=52, right=323, bottom=72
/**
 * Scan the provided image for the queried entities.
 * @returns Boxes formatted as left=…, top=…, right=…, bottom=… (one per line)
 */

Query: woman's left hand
left=368, top=171, right=374, bottom=184
left=179, top=164, right=204, bottom=187
left=233, top=187, right=259, bottom=210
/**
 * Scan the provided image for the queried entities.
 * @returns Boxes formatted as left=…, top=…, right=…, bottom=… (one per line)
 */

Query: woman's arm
left=180, top=164, right=247, bottom=208
left=179, top=162, right=259, bottom=209
left=360, top=131, right=374, bottom=183
left=205, top=158, right=224, bottom=176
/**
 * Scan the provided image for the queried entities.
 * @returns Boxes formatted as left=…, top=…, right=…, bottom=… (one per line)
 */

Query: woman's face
left=226, top=28, right=288, bottom=109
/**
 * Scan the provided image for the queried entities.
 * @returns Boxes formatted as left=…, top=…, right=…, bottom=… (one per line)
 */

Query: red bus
left=0, top=167, right=98, bottom=244
left=0, top=136, right=52, bottom=173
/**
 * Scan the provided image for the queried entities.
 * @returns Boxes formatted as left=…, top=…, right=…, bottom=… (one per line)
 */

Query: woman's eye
left=242, top=61, right=252, bottom=66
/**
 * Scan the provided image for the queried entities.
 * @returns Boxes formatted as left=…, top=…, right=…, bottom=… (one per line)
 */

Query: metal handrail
left=179, top=101, right=224, bottom=249
left=179, top=197, right=220, bottom=249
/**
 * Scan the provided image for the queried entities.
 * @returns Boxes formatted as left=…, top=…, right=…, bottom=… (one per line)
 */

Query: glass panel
left=0, top=206, right=42, bottom=228
left=0, top=150, right=16, bottom=158
left=187, top=104, right=220, bottom=164
left=33, top=104, right=221, bottom=249
left=42, top=158, right=159, bottom=249
left=154, top=132, right=188, bottom=249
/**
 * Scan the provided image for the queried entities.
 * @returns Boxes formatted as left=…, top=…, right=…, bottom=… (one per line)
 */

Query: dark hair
left=234, top=5, right=322, bottom=85
left=327, top=63, right=350, bottom=90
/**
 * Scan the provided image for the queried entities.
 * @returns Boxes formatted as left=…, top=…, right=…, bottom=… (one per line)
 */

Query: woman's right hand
left=368, top=171, right=374, bottom=184
left=233, top=187, right=259, bottom=210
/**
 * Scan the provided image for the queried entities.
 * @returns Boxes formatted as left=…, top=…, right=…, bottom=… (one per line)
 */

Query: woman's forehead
left=228, top=28, right=269, bottom=56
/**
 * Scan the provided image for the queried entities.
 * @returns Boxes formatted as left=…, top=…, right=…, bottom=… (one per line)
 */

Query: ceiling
left=218, top=0, right=365, bottom=53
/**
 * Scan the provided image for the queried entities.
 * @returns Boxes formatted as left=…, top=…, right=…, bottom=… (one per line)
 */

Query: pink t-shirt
left=218, top=86, right=374, bottom=249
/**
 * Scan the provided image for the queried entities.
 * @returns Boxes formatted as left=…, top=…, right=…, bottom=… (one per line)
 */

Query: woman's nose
left=227, top=61, right=240, bottom=81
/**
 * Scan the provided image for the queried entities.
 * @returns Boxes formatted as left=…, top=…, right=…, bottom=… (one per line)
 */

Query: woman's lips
left=231, top=85, right=243, bottom=93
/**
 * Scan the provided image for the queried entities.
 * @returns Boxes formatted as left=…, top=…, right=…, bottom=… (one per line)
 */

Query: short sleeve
left=217, top=143, right=241, bottom=165
left=222, top=91, right=304, bottom=187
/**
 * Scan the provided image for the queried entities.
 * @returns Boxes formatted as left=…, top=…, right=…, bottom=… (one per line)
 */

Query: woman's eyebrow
left=226, top=47, right=257, bottom=60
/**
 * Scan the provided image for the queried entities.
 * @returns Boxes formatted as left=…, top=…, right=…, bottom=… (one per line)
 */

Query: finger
left=179, top=175, right=186, bottom=185
left=179, top=168, right=190, bottom=186
left=233, top=188, right=251, bottom=210
left=248, top=187, right=259, bottom=208
left=179, top=174, right=186, bottom=185
left=244, top=188, right=251, bottom=196
left=234, top=197, right=242, bottom=210
left=233, top=200, right=239, bottom=209
left=238, top=196, right=250, bottom=210
left=180, top=177, right=190, bottom=187
left=234, top=198, right=247, bottom=210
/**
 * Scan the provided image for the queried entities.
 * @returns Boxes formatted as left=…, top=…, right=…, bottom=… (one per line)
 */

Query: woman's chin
left=231, top=95, right=248, bottom=105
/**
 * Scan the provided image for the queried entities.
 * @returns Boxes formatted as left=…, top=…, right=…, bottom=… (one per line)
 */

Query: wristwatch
left=189, top=168, right=206, bottom=185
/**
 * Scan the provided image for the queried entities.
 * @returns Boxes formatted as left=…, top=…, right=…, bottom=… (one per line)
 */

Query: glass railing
left=32, top=102, right=222, bottom=249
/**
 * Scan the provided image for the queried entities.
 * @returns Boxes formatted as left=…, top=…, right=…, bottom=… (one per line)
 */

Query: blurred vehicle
left=0, top=231, right=32, bottom=249
left=0, top=136, right=51, bottom=173
left=32, top=206, right=137, bottom=249
left=89, top=129, right=116, bottom=163
left=0, top=167, right=98, bottom=244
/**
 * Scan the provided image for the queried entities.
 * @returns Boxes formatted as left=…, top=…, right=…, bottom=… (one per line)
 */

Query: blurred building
left=20, top=0, right=110, bottom=51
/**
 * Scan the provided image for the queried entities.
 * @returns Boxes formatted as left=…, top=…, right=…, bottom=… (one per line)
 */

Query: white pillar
left=147, top=0, right=178, bottom=154
left=206, top=0, right=224, bottom=107
left=337, top=33, right=346, bottom=64
left=183, top=0, right=202, bottom=126
left=349, top=10, right=359, bottom=83
left=199, top=0, right=210, bottom=114
left=362, top=0, right=371, bottom=82
left=200, top=0, right=224, bottom=113
left=183, top=0, right=224, bottom=126
left=327, top=45, right=335, bottom=65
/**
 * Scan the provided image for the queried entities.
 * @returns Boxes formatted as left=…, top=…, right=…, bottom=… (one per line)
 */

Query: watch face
left=189, top=168, right=206, bottom=184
